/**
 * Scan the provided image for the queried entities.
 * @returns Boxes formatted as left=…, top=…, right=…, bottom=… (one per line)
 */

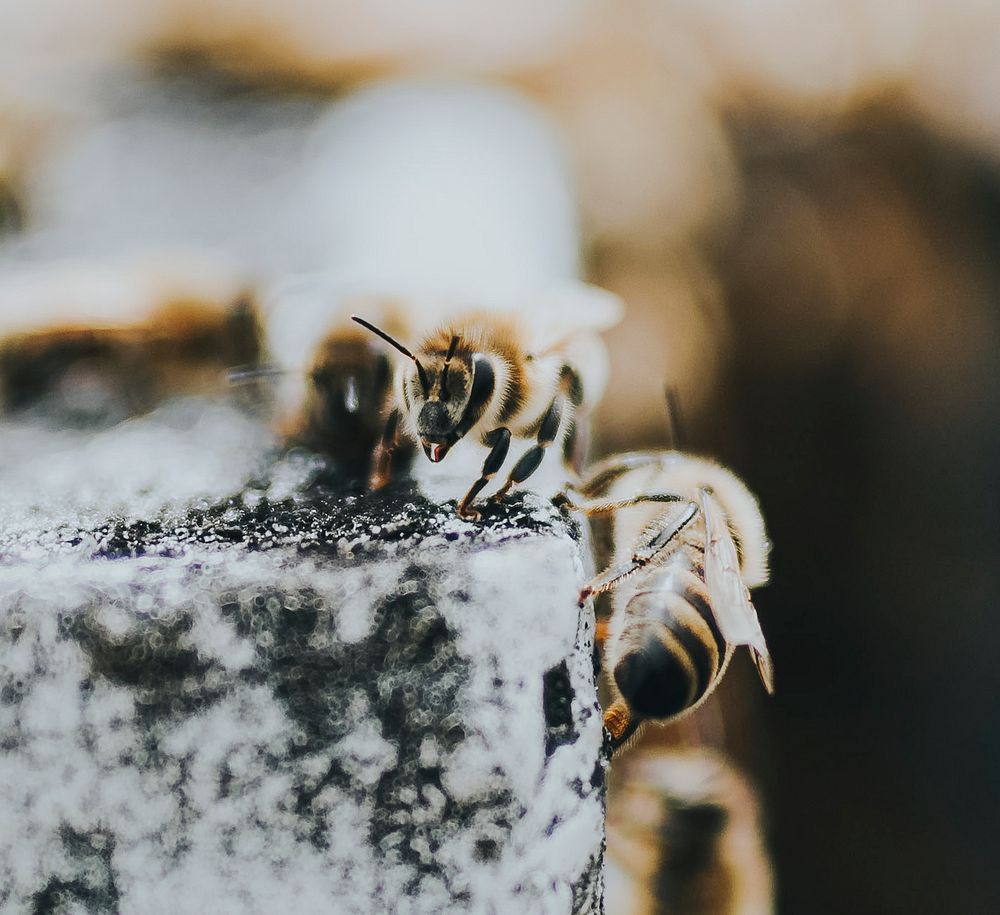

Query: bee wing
left=537, top=282, right=625, bottom=333
left=699, top=488, right=775, bottom=694
left=511, top=282, right=624, bottom=351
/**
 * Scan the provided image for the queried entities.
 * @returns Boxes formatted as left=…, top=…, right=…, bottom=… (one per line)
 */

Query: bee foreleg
left=578, top=501, right=699, bottom=603
left=631, top=501, right=700, bottom=564
left=369, top=408, right=403, bottom=490
left=573, top=453, right=668, bottom=498
left=457, top=427, right=512, bottom=520
left=563, top=411, right=589, bottom=476
left=578, top=557, right=643, bottom=604
left=560, top=365, right=586, bottom=475
left=492, top=395, right=564, bottom=502
left=556, top=492, right=688, bottom=517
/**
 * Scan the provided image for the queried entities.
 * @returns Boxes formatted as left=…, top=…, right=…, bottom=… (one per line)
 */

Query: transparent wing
left=513, top=282, right=624, bottom=351
left=535, top=282, right=625, bottom=334
left=700, top=488, right=775, bottom=693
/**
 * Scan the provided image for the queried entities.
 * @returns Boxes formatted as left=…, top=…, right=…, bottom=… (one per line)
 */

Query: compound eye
left=409, top=372, right=428, bottom=399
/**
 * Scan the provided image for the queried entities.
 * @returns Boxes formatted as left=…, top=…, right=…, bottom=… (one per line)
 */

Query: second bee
left=561, top=446, right=775, bottom=750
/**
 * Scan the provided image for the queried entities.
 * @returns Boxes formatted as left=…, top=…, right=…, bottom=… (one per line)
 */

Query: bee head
left=408, top=333, right=478, bottom=462
left=352, top=316, right=489, bottom=464
left=307, top=333, right=392, bottom=434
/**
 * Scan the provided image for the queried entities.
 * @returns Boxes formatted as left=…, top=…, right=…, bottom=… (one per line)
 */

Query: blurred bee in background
left=255, top=294, right=413, bottom=482
left=605, top=748, right=774, bottom=915
left=351, top=284, right=621, bottom=518
left=292, top=322, right=397, bottom=479
left=0, top=259, right=263, bottom=426
left=0, top=177, right=23, bottom=236
left=559, top=392, right=774, bottom=750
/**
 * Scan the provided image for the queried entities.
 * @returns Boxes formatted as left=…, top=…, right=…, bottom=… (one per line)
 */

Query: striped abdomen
left=611, top=547, right=732, bottom=721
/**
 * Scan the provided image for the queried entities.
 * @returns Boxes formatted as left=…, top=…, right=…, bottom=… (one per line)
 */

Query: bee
left=605, top=748, right=774, bottom=915
left=249, top=289, right=414, bottom=481
left=559, top=430, right=774, bottom=749
left=292, top=323, right=397, bottom=479
left=350, top=285, right=621, bottom=518
left=0, top=259, right=262, bottom=425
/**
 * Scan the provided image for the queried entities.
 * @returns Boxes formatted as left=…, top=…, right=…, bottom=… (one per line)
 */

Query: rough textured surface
left=0, top=401, right=606, bottom=914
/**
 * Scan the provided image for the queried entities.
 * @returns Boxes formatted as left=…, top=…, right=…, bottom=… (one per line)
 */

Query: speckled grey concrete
left=0, top=402, right=606, bottom=914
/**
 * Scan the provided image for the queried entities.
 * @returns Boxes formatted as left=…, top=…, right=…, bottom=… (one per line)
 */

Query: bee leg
left=562, top=365, right=587, bottom=475
left=561, top=417, right=581, bottom=478
left=577, top=501, right=699, bottom=604
left=492, top=395, right=564, bottom=503
left=369, top=408, right=403, bottom=490
left=556, top=492, right=688, bottom=517
left=578, top=557, right=644, bottom=604
left=573, top=453, right=669, bottom=498
left=631, top=501, right=699, bottom=563
left=457, top=427, right=511, bottom=520
left=563, top=409, right=590, bottom=477
left=495, top=364, right=586, bottom=503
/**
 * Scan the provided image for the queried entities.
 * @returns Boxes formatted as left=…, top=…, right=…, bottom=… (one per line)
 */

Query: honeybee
left=292, top=323, right=397, bottom=478
left=605, top=748, right=774, bottom=915
left=253, top=288, right=413, bottom=481
left=350, top=284, right=621, bottom=518
left=0, top=258, right=262, bottom=424
left=559, top=441, right=774, bottom=750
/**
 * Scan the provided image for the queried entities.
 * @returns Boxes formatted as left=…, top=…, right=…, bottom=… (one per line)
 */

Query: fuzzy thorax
left=607, top=452, right=770, bottom=589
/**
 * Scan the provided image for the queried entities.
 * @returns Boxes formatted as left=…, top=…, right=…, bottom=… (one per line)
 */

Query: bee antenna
left=664, top=385, right=686, bottom=451
left=439, top=334, right=460, bottom=401
left=352, top=315, right=430, bottom=395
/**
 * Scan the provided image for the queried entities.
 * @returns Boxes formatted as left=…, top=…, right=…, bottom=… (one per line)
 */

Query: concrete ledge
left=0, top=408, right=605, bottom=914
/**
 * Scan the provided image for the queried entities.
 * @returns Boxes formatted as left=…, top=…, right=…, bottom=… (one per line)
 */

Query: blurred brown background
left=4, top=2, right=1000, bottom=912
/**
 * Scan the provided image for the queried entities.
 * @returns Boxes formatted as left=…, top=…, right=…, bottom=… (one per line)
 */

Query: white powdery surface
left=0, top=399, right=276, bottom=557
left=0, top=407, right=605, bottom=914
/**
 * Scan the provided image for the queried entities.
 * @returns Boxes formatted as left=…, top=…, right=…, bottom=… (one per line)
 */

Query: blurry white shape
left=285, top=80, right=582, bottom=300
left=0, top=253, right=246, bottom=330
left=5, top=76, right=590, bottom=329
left=6, top=84, right=310, bottom=274
left=519, top=281, right=623, bottom=339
